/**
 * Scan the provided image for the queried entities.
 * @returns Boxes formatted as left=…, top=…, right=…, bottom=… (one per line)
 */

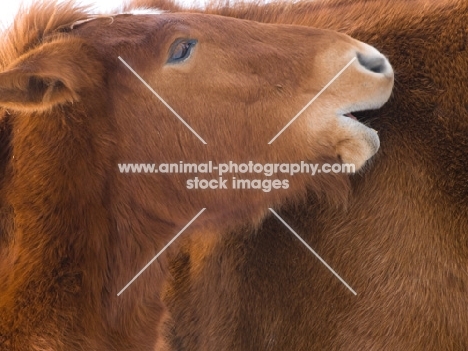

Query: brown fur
left=160, top=0, right=468, bottom=350
left=0, top=1, right=394, bottom=350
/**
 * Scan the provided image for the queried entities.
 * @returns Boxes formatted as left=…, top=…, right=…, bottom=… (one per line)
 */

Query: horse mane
left=128, top=0, right=461, bottom=34
left=3, top=0, right=456, bottom=72
left=0, top=2, right=94, bottom=70
left=2, top=0, right=462, bottom=71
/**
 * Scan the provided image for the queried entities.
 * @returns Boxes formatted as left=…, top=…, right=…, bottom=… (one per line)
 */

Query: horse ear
left=0, top=38, right=103, bottom=112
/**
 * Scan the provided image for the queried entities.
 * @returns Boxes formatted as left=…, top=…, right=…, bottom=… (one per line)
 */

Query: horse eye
left=168, top=40, right=197, bottom=63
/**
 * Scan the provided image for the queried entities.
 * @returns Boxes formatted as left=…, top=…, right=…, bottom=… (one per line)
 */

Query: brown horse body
left=159, top=0, right=468, bottom=350
left=0, top=1, right=394, bottom=350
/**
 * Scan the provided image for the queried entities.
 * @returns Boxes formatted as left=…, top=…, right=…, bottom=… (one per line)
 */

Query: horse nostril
left=357, top=52, right=388, bottom=74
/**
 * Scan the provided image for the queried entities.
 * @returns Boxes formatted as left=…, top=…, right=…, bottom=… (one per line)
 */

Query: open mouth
left=341, top=107, right=381, bottom=123
left=343, top=112, right=358, bottom=120
left=340, top=109, right=379, bottom=133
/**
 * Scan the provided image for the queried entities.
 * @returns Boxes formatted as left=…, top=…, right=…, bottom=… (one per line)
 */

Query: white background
left=0, top=0, right=207, bottom=28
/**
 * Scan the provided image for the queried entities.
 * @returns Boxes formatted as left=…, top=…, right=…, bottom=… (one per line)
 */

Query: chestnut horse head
left=0, top=4, right=394, bottom=226
left=0, top=1, right=392, bottom=350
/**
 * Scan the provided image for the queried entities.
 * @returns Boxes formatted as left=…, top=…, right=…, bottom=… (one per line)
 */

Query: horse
left=153, top=0, right=468, bottom=350
left=0, top=1, right=393, bottom=350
